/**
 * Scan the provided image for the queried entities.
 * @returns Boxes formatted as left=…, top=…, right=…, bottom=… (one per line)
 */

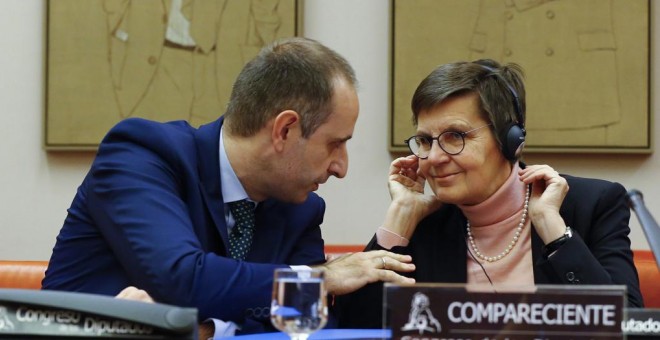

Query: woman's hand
left=382, top=156, right=442, bottom=239
left=388, top=155, right=426, bottom=199
left=519, top=164, right=569, bottom=243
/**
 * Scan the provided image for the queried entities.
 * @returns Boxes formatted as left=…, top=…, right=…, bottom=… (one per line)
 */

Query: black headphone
left=477, top=64, right=526, bottom=161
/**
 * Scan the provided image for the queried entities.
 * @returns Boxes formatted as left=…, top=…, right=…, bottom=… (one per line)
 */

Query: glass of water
left=270, top=268, right=327, bottom=340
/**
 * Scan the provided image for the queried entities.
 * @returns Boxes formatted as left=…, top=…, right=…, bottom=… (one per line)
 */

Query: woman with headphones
left=336, top=59, right=643, bottom=328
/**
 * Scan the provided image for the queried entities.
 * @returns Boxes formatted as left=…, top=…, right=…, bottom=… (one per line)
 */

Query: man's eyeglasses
left=404, top=124, right=492, bottom=159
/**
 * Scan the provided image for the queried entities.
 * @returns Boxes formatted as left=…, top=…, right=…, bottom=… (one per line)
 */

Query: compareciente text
left=447, top=301, right=616, bottom=326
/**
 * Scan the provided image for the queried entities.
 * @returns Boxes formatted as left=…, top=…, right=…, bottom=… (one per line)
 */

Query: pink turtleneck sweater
left=376, top=163, right=534, bottom=289
left=458, top=162, right=534, bottom=289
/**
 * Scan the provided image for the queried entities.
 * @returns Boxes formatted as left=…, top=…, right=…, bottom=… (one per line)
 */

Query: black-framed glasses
left=404, top=124, right=492, bottom=159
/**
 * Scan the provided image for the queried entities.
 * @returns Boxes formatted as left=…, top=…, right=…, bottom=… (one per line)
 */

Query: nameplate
left=385, top=284, right=626, bottom=340
left=0, top=289, right=197, bottom=339
left=623, top=308, right=660, bottom=338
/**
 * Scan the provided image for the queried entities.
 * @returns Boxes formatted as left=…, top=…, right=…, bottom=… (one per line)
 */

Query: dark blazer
left=337, top=175, right=643, bottom=328
left=42, top=117, right=327, bottom=333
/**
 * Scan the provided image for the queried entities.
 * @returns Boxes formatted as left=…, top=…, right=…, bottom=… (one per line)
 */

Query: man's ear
left=271, top=110, right=300, bottom=151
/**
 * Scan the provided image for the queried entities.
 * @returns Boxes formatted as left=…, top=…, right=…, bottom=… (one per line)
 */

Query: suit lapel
left=193, top=117, right=288, bottom=260
left=194, top=117, right=230, bottom=252
left=248, top=199, right=286, bottom=262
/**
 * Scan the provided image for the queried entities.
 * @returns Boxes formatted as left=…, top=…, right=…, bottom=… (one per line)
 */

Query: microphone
left=626, top=189, right=660, bottom=269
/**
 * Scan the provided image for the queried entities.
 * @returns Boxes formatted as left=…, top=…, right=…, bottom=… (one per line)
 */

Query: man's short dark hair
left=225, top=37, right=357, bottom=138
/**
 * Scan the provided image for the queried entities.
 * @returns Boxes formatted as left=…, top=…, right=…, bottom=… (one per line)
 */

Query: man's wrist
left=205, top=318, right=238, bottom=339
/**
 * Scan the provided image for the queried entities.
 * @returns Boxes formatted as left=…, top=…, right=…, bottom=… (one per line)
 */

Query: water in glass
left=270, top=269, right=327, bottom=340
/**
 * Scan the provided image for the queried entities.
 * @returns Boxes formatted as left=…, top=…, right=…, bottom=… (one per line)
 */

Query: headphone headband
left=477, top=64, right=524, bottom=126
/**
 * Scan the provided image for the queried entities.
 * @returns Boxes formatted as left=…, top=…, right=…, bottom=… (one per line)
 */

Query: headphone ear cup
left=502, top=124, right=526, bottom=161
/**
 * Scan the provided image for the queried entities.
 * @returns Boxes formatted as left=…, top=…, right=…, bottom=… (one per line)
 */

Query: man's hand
left=115, top=287, right=220, bottom=340
left=318, top=250, right=416, bottom=295
left=116, top=287, right=215, bottom=340
left=115, top=286, right=154, bottom=303
left=198, top=322, right=215, bottom=340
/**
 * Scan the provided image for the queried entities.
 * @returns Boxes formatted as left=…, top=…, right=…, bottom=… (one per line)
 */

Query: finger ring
left=381, top=257, right=387, bottom=270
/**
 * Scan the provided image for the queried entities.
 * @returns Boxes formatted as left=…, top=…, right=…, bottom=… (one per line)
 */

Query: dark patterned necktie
left=228, top=199, right=256, bottom=260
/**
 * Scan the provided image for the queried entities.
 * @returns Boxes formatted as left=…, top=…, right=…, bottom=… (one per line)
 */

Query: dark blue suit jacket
left=43, top=117, right=327, bottom=333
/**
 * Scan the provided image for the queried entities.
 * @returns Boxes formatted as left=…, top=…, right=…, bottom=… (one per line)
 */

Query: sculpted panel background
left=46, top=0, right=298, bottom=149
left=391, top=0, right=650, bottom=153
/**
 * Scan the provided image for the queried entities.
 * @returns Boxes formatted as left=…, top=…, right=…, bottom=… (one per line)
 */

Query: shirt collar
left=219, top=127, right=250, bottom=204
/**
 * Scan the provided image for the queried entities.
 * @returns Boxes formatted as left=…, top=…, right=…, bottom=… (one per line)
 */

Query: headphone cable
left=466, top=240, right=497, bottom=293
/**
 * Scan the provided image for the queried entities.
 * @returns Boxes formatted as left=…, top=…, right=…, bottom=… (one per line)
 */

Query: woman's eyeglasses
left=404, top=124, right=492, bottom=159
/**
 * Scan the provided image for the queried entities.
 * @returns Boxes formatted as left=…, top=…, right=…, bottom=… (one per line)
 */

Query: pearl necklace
left=466, top=184, right=530, bottom=263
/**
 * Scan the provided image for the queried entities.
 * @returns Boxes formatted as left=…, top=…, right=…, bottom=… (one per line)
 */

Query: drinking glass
left=270, top=268, right=327, bottom=340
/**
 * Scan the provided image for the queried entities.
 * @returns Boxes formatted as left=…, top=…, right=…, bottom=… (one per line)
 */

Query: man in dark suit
left=42, top=37, right=415, bottom=336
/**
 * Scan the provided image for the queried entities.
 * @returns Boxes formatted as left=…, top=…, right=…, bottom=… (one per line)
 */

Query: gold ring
left=381, top=257, right=387, bottom=270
